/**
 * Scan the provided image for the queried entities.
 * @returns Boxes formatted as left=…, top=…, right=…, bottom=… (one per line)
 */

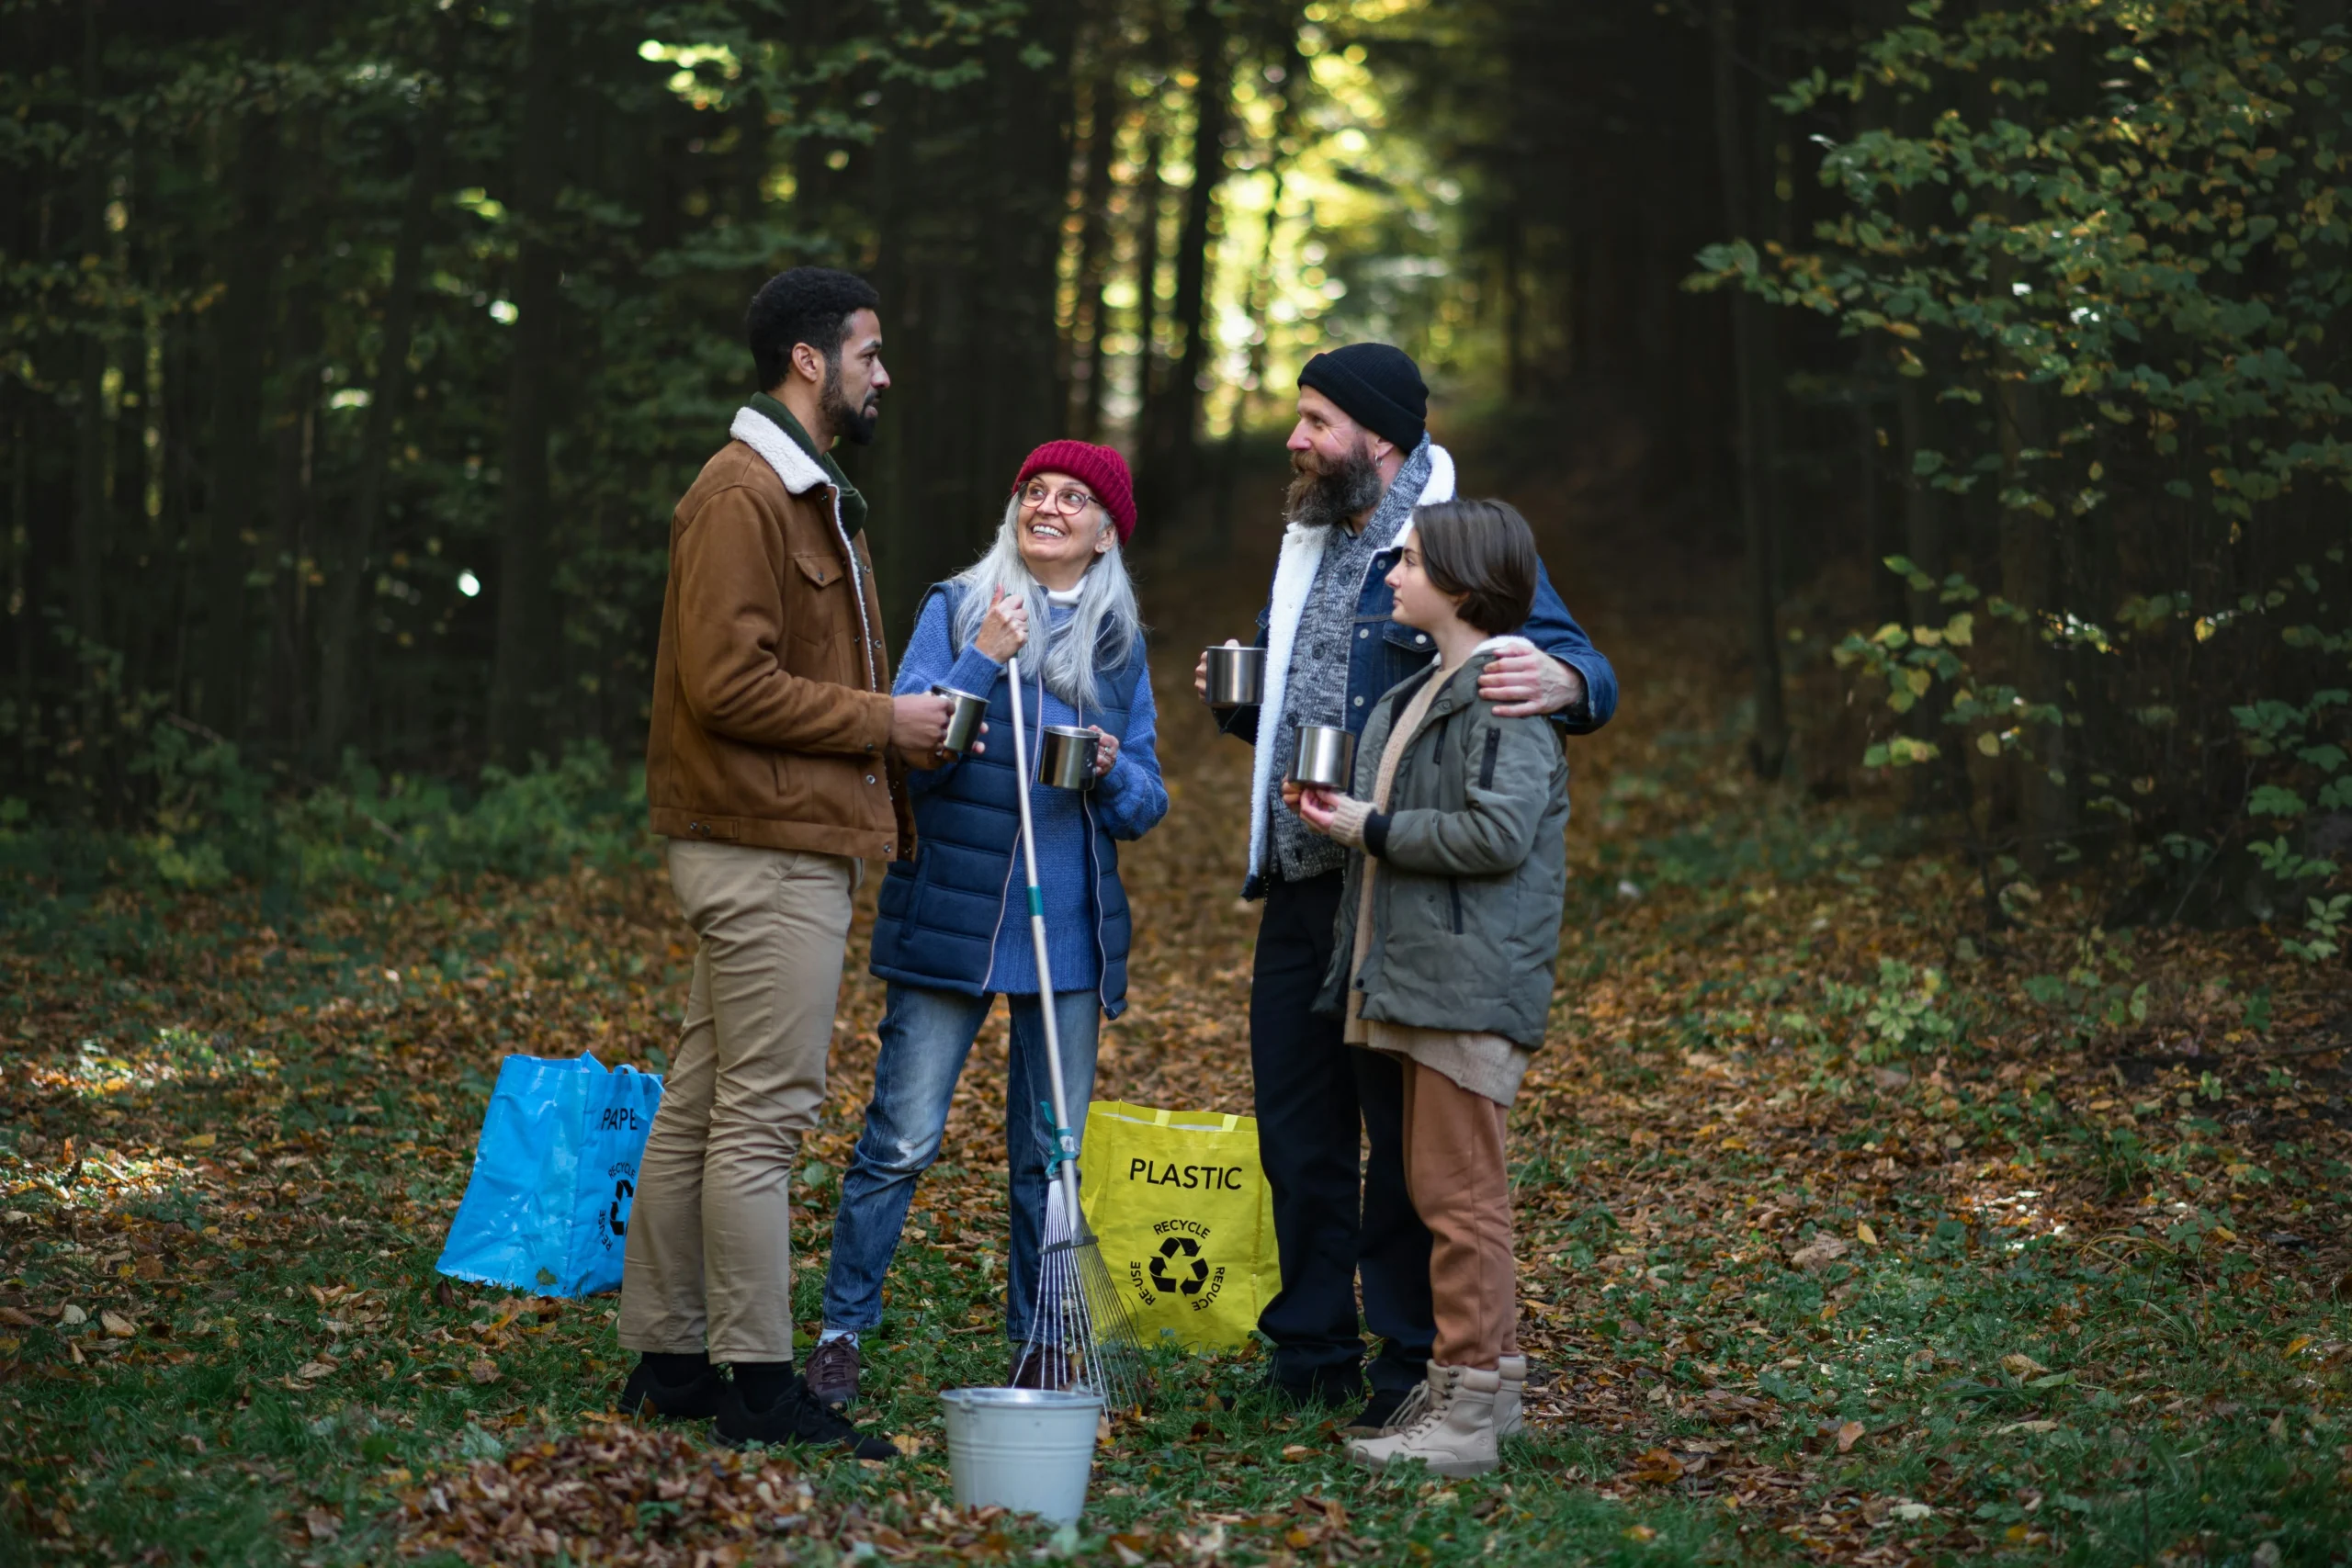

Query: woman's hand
left=1280, top=781, right=1306, bottom=815
left=1089, top=726, right=1120, bottom=778
left=1295, top=785, right=1342, bottom=833
left=975, top=586, right=1029, bottom=663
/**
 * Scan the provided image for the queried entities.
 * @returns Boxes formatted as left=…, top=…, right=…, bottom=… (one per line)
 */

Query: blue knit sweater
left=895, top=592, right=1166, bottom=995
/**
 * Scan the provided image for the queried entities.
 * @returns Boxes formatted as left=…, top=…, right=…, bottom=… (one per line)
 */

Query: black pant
left=1250, top=870, right=1434, bottom=1399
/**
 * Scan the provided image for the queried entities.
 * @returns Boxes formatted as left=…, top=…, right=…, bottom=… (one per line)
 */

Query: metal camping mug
left=1288, top=723, right=1355, bottom=791
left=932, top=684, right=989, bottom=755
left=1038, top=725, right=1099, bottom=790
left=1202, top=643, right=1265, bottom=709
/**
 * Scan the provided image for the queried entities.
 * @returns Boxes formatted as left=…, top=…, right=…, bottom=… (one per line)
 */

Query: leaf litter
left=3, top=547, right=2350, bottom=1562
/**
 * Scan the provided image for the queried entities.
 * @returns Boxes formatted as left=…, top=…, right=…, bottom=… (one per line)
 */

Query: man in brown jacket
left=618, top=267, right=955, bottom=1456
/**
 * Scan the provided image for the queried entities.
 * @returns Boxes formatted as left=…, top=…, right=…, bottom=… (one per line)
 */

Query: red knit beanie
left=1012, top=440, right=1137, bottom=546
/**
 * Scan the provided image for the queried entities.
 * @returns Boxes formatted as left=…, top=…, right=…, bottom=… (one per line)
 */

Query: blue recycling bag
left=435, top=1053, right=662, bottom=1298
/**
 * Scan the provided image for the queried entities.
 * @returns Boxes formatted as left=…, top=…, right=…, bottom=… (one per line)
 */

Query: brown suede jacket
left=644, top=405, right=915, bottom=862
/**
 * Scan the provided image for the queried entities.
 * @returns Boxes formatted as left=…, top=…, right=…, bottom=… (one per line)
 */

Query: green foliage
left=1825, top=959, right=1965, bottom=1061
left=1695, top=0, right=2352, bottom=941
left=1, top=0, right=1089, bottom=819
left=0, top=729, right=647, bottom=947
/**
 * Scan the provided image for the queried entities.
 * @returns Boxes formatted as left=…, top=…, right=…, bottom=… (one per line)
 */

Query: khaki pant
left=1400, top=1060, right=1521, bottom=1370
left=618, top=840, right=858, bottom=1364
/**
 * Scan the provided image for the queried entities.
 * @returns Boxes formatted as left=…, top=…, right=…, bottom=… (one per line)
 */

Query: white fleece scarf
left=1245, top=442, right=1456, bottom=887
left=729, top=406, right=877, bottom=691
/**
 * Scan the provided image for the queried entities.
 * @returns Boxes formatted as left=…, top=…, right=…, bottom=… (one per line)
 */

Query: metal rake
left=1002, top=653, right=1150, bottom=1415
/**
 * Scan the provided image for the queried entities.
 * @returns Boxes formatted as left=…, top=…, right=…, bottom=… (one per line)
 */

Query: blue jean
left=822, top=982, right=1099, bottom=1343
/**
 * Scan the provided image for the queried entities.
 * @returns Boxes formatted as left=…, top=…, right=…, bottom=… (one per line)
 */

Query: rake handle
left=1004, top=656, right=1087, bottom=1229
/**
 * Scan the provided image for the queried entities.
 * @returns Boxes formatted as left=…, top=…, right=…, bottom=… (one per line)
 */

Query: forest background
left=5, top=0, right=2348, bottom=927
left=6, top=0, right=2352, bottom=1563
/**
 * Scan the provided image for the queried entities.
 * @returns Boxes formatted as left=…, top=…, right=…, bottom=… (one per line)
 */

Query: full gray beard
left=1285, top=445, right=1385, bottom=530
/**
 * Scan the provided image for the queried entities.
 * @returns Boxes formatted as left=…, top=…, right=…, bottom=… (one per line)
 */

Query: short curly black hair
left=1411, top=499, right=1538, bottom=637
left=745, top=267, right=881, bottom=389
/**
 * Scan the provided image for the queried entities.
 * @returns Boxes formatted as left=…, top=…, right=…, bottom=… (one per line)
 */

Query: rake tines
left=1024, top=1179, right=1149, bottom=1415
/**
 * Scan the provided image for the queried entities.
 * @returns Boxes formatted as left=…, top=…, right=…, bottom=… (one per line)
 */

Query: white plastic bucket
left=940, top=1387, right=1102, bottom=1523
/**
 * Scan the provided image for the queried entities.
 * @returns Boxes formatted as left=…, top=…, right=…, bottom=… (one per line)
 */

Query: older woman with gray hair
left=807, top=440, right=1168, bottom=1406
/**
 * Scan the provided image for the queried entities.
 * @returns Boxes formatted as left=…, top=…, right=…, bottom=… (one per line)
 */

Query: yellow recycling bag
left=1079, top=1100, right=1283, bottom=1351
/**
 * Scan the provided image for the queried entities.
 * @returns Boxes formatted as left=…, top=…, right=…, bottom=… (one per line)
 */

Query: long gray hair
left=949, top=495, right=1140, bottom=711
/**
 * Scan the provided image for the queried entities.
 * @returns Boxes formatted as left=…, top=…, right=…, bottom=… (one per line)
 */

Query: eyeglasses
left=1018, top=481, right=1098, bottom=517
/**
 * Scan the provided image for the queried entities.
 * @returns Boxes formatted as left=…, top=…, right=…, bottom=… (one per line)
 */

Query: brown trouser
left=617, top=840, right=858, bottom=1365
left=1399, top=1060, right=1520, bottom=1370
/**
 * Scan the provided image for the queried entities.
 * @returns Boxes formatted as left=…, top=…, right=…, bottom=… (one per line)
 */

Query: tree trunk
left=200, top=105, right=280, bottom=739
left=1136, top=0, right=1231, bottom=528
left=1501, top=205, right=1526, bottom=401
left=1710, top=0, right=1787, bottom=778
left=71, top=2, right=105, bottom=661
left=1129, top=114, right=1168, bottom=438
left=488, top=0, right=567, bottom=769
left=316, top=25, right=449, bottom=769
left=9, top=388, right=29, bottom=729
left=1068, top=56, right=1120, bottom=441
left=268, top=263, right=322, bottom=759
left=1996, top=335, right=2071, bottom=868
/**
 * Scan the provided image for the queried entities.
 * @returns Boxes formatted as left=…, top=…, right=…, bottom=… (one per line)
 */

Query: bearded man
left=1193, top=343, right=1617, bottom=1434
left=621, top=266, right=956, bottom=1457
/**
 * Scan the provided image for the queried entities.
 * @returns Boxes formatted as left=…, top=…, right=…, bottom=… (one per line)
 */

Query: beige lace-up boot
left=1344, top=1363, right=1500, bottom=1478
left=1365, top=1354, right=1525, bottom=1439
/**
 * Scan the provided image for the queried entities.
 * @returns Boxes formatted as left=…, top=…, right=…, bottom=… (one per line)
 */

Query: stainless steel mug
left=1288, top=723, right=1355, bottom=790
left=932, top=684, right=989, bottom=755
left=1202, top=643, right=1265, bottom=708
left=1038, top=725, right=1099, bottom=789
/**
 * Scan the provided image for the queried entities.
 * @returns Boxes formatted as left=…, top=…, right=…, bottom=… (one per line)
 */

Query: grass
left=6, top=642, right=2350, bottom=1563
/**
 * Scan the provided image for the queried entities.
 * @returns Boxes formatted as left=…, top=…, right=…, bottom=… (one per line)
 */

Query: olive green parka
left=1314, top=648, right=1571, bottom=1050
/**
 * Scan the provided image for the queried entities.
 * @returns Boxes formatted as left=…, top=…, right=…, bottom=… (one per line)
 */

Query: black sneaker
left=617, top=1356, right=727, bottom=1421
left=806, top=1336, right=862, bottom=1409
left=715, top=1372, right=897, bottom=1460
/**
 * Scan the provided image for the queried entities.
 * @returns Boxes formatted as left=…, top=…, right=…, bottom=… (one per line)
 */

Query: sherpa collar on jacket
left=726, top=397, right=878, bottom=692
left=1243, top=436, right=1456, bottom=889
left=736, top=393, right=867, bottom=537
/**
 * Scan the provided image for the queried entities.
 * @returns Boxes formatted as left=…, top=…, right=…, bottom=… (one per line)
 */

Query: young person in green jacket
left=1292, top=498, right=1570, bottom=1477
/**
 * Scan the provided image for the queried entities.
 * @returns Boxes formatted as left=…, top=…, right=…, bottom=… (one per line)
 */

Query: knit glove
left=1321, top=794, right=1374, bottom=849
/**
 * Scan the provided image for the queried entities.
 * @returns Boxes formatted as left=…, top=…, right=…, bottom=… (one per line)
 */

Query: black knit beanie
left=1297, top=343, right=1428, bottom=452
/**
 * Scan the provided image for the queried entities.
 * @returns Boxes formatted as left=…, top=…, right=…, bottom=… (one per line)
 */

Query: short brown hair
left=1410, top=499, right=1538, bottom=636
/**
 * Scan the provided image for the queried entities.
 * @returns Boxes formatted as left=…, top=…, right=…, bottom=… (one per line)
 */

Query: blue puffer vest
left=867, top=584, right=1144, bottom=1018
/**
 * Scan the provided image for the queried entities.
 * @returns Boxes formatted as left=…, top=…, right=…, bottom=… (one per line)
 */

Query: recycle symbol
left=1148, top=1235, right=1210, bottom=1296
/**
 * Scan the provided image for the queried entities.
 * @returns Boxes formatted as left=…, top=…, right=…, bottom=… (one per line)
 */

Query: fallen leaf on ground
left=303, top=1509, right=340, bottom=1540
left=1788, top=1235, right=1849, bottom=1271
left=2002, top=1352, right=2048, bottom=1378
left=60, top=1305, right=86, bottom=1326
left=1835, top=1419, right=1865, bottom=1453
left=99, top=1311, right=134, bottom=1338
left=467, top=1359, right=499, bottom=1384
left=1625, top=1447, right=1685, bottom=1484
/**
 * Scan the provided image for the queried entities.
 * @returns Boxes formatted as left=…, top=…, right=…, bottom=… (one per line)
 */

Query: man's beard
left=1285, top=442, right=1384, bottom=529
left=820, top=360, right=880, bottom=446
